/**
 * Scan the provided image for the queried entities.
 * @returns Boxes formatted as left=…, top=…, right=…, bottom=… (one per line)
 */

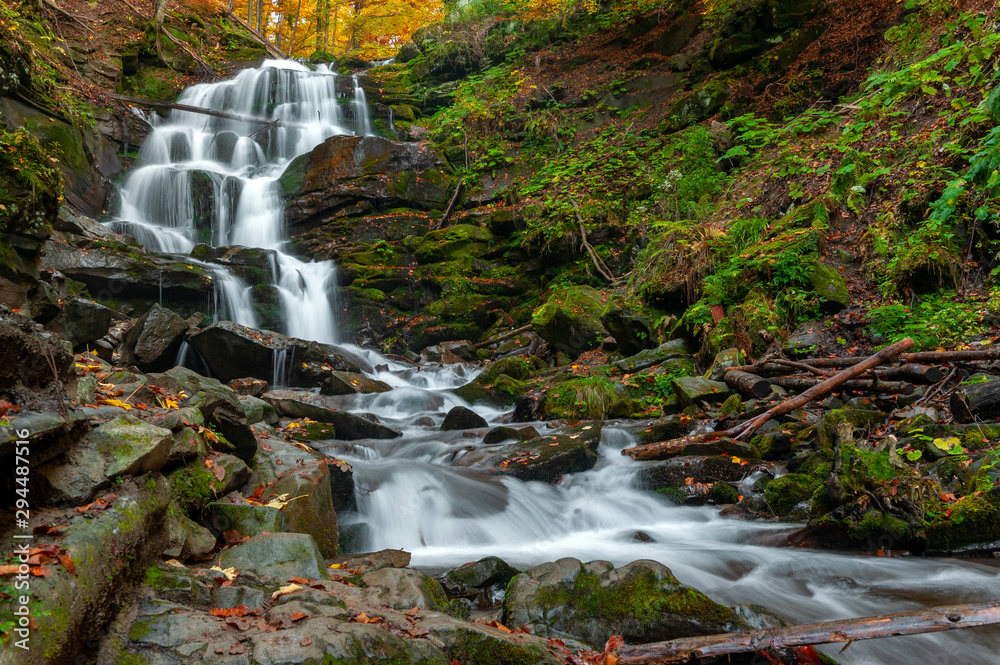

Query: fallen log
left=724, top=370, right=772, bottom=398
left=950, top=378, right=1000, bottom=423
left=623, top=338, right=914, bottom=456
left=768, top=375, right=914, bottom=395
left=109, top=94, right=309, bottom=129
left=613, top=600, right=1000, bottom=664
left=727, top=362, right=943, bottom=384
left=621, top=438, right=688, bottom=461
left=473, top=325, right=533, bottom=349
left=785, top=348, right=1000, bottom=367
left=225, top=10, right=285, bottom=59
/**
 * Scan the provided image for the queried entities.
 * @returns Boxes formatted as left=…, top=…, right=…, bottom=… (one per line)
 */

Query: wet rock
left=765, top=473, right=820, bottom=516
left=782, top=323, right=828, bottom=358
left=672, top=377, right=731, bottom=408
left=41, top=415, right=173, bottom=504
left=219, top=533, right=330, bottom=582
left=483, top=425, right=539, bottom=445
left=453, top=356, right=544, bottom=407
left=262, top=389, right=402, bottom=439
left=631, top=415, right=691, bottom=445
left=264, top=461, right=339, bottom=557
left=329, top=549, right=411, bottom=574
left=321, top=370, right=392, bottom=395
left=639, top=455, right=757, bottom=496
left=602, top=307, right=655, bottom=356
left=48, top=295, right=113, bottom=348
left=503, top=558, right=746, bottom=648
left=440, top=556, right=520, bottom=601
left=239, top=394, right=279, bottom=425
left=614, top=338, right=693, bottom=372
left=228, top=376, right=269, bottom=396
left=706, top=348, right=745, bottom=380
left=212, top=501, right=284, bottom=538
left=414, top=224, right=494, bottom=263
left=186, top=320, right=371, bottom=387
left=164, top=502, right=217, bottom=560
left=441, top=405, right=488, bottom=431
left=119, top=303, right=189, bottom=371
left=513, top=394, right=543, bottom=421
left=532, top=286, right=607, bottom=358
left=461, top=422, right=602, bottom=483
left=28, top=475, right=170, bottom=665
left=281, top=135, right=451, bottom=227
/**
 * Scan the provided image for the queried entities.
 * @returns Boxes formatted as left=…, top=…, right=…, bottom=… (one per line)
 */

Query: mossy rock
left=926, top=492, right=1000, bottom=553
left=763, top=473, right=819, bottom=516
left=503, top=558, right=746, bottom=648
left=809, top=261, right=850, bottom=313
left=413, top=224, right=493, bottom=264
left=815, top=409, right=886, bottom=449
left=532, top=285, right=607, bottom=358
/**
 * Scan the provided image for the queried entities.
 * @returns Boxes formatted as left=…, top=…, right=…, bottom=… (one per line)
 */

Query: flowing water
left=111, top=59, right=364, bottom=344
left=111, top=62, right=1000, bottom=664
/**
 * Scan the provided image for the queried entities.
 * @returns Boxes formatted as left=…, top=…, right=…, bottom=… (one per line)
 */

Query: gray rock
left=120, top=303, right=190, bottom=371
left=212, top=501, right=284, bottom=538
left=219, top=533, right=329, bottom=582
left=441, top=405, right=487, bottom=431
left=42, top=415, right=173, bottom=503
left=238, top=394, right=279, bottom=425
left=321, top=370, right=392, bottom=396
left=503, top=557, right=746, bottom=648
left=164, top=502, right=217, bottom=560
left=672, top=377, right=731, bottom=408
left=262, top=390, right=401, bottom=440
left=264, top=461, right=338, bottom=557
left=602, top=307, right=655, bottom=357
left=614, top=338, right=693, bottom=372
left=49, top=296, right=113, bottom=348
left=440, top=556, right=520, bottom=600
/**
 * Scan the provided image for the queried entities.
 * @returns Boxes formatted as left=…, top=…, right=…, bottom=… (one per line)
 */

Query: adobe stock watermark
left=11, top=427, right=33, bottom=651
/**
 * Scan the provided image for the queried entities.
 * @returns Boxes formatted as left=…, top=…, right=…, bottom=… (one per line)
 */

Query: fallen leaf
left=56, top=553, right=76, bottom=575
left=214, top=465, right=226, bottom=482
left=272, top=583, right=302, bottom=600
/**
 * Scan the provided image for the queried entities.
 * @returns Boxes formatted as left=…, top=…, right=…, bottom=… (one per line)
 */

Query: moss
left=718, top=393, right=743, bottom=416
left=710, top=482, right=740, bottom=504
left=128, top=619, right=153, bottom=641
left=448, top=631, right=549, bottom=665
left=543, top=376, right=623, bottom=419
left=816, top=409, right=886, bottom=449
left=764, top=473, right=820, bottom=515
left=926, top=494, right=1000, bottom=552
left=115, top=653, right=150, bottom=665
left=167, top=460, right=219, bottom=513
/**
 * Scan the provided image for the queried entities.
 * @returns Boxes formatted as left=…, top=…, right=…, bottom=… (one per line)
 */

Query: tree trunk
left=614, top=601, right=1000, bottom=664
left=724, top=370, right=772, bottom=398
left=767, top=375, right=914, bottom=395
left=289, top=0, right=303, bottom=58
left=950, top=378, right=1000, bottom=423
left=154, top=0, right=168, bottom=65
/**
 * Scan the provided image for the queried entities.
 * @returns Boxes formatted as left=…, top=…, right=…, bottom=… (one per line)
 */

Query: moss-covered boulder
left=809, top=261, right=850, bottom=313
left=602, top=306, right=655, bottom=356
left=263, top=461, right=339, bottom=557
left=454, top=356, right=546, bottom=406
left=764, top=473, right=820, bottom=516
left=614, top=338, right=693, bottom=372
left=41, top=415, right=173, bottom=504
left=456, top=422, right=602, bottom=483
left=672, top=377, right=731, bottom=409
left=413, top=224, right=493, bottom=264
left=503, top=558, right=746, bottom=648
left=532, top=286, right=607, bottom=358
left=926, top=491, right=1000, bottom=553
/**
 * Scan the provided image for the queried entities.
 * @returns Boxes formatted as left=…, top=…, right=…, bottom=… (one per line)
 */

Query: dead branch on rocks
left=767, top=375, right=914, bottom=395
left=622, top=338, right=915, bottom=459
left=473, top=324, right=533, bottom=349
left=613, top=600, right=1000, bottom=664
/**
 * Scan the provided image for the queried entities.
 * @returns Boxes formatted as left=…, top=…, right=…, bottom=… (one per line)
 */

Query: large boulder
left=41, top=415, right=173, bottom=504
left=614, top=338, right=694, bottom=372
left=264, top=461, right=339, bottom=557
left=455, top=422, right=602, bottom=483
left=185, top=320, right=372, bottom=387
left=120, top=303, right=190, bottom=371
left=532, top=286, right=607, bottom=358
left=602, top=307, right=655, bottom=356
left=0, top=317, right=75, bottom=409
left=441, top=405, right=488, bottom=431
left=48, top=296, right=113, bottom=349
left=219, top=532, right=330, bottom=582
left=503, top=558, right=746, bottom=648
left=262, top=389, right=402, bottom=440
left=280, top=135, right=453, bottom=227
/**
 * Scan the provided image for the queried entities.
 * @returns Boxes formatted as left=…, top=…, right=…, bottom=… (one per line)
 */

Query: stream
left=109, top=61, right=1000, bottom=665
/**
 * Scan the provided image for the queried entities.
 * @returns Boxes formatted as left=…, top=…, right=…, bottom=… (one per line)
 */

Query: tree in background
left=232, top=0, right=443, bottom=60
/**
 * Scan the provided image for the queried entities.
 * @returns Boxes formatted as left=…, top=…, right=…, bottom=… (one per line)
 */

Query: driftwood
left=622, top=338, right=915, bottom=458
left=728, top=362, right=943, bottom=384
left=613, top=600, right=1000, bottom=664
left=109, top=94, right=305, bottom=128
left=768, top=375, right=914, bottom=395
left=950, top=378, right=1000, bottom=423
left=724, top=370, right=772, bottom=398
left=473, top=324, right=533, bottom=349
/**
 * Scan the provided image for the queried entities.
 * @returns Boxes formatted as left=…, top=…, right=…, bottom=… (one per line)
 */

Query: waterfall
left=112, top=60, right=374, bottom=345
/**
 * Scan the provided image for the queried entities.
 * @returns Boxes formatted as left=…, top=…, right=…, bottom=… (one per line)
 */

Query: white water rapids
left=109, top=62, right=1000, bottom=664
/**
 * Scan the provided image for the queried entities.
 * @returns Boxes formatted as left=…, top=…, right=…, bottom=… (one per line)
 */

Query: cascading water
left=306, top=359, right=1000, bottom=665
left=111, top=60, right=372, bottom=344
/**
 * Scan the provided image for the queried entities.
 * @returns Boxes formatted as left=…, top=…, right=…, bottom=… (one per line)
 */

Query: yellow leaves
left=99, top=399, right=131, bottom=411
left=161, top=398, right=179, bottom=410
left=272, top=583, right=301, bottom=600
left=210, top=565, right=237, bottom=581
left=204, top=428, right=219, bottom=444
